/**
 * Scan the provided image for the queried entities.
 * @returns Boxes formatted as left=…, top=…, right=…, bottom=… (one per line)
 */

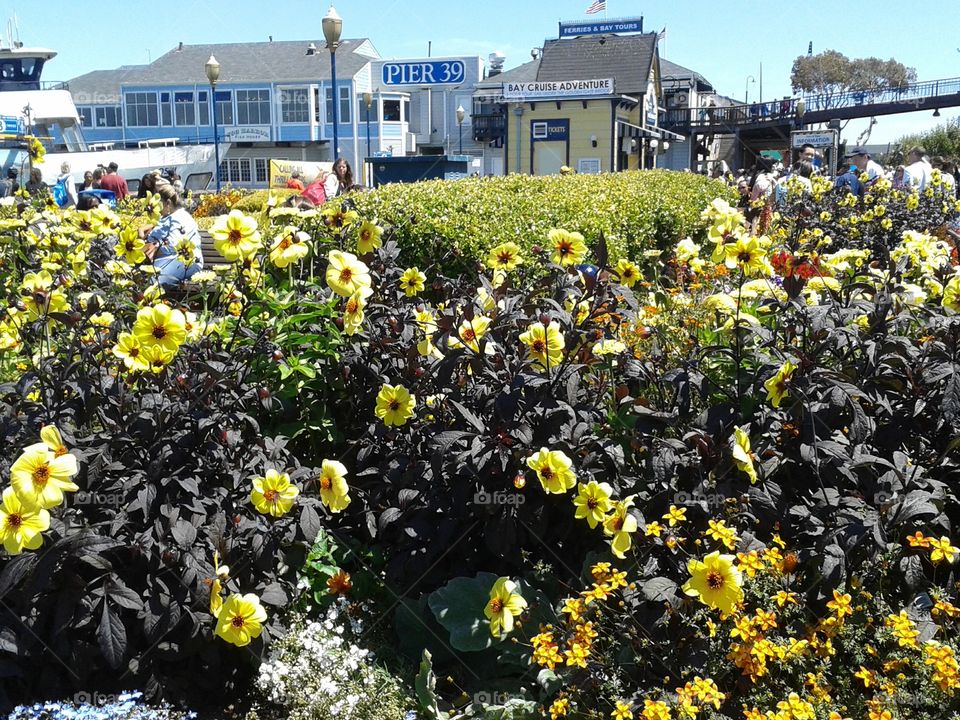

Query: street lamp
left=745, top=75, right=756, bottom=105
left=322, top=5, right=343, bottom=163
left=456, top=104, right=465, bottom=154
left=363, top=91, right=372, bottom=185
left=205, top=55, right=221, bottom=192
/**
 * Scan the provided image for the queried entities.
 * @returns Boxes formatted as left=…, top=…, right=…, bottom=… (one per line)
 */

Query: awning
left=616, top=119, right=685, bottom=141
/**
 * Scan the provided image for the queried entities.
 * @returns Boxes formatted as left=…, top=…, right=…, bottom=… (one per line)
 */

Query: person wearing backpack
left=54, top=162, right=77, bottom=207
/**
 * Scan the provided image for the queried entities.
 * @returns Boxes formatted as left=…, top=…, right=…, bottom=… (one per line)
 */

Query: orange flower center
left=32, top=463, right=50, bottom=488
left=558, top=242, right=572, bottom=256
left=497, top=251, right=512, bottom=265
left=279, top=238, right=292, bottom=251
left=54, top=446, right=68, bottom=458
left=389, top=399, right=400, bottom=411
left=339, top=268, right=353, bottom=283
left=5, top=513, right=22, bottom=529
left=462, top=328, right=476, bottom=342
left=231, top=614, right=246, bottom=628
left=586, top=498, right=599, bottom=509
left=320, top=476, right=332, bottom=490
left=263, top=489, right=280, bottom=503
left=611, top=516, right=624, bottom=531
left=540, top=466, right=554, bottom=481
left=532, top=339, right=546, bottom=354
left=490, top=598, right=504, bottom=613
left=346, top=299, right=359, bottom=313
left=706, top=570, right=724, bottom=589
left=129, top=346, right=140, bottom=358
left=228, top=229, right=242, bottom=243
left=152, top=325, right=167, bottom=340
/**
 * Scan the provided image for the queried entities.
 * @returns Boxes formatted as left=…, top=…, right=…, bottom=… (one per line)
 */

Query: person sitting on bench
left=138, top=184, right=202, bottom=287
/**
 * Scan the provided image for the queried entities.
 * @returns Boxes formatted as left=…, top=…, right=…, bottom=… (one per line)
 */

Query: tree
left=790, top=51, right=917, bottom=109
left=894, top=116, right=960, bottom=163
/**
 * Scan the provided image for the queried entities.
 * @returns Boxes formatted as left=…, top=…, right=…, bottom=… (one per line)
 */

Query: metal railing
left=0, top=79, right=69, bottom=91
left=472, top=112, right=506, bottom=141
left=663, top=76, right=960, bottom=130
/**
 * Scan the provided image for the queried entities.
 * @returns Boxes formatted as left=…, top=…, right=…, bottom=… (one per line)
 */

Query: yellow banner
left=268, top=159, right=334, bottom=190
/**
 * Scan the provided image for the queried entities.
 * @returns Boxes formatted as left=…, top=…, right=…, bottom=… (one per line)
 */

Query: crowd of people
left=0, top=159, right=189, bottom=208
left=709, top=144, right=957, bottom=229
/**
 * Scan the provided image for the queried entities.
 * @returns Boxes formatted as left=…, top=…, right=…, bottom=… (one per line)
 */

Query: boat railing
left=0, top=79, right=69, bottom=91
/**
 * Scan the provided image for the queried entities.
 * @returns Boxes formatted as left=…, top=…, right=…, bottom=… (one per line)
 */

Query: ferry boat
left=0, top=37, right=218, bottom=193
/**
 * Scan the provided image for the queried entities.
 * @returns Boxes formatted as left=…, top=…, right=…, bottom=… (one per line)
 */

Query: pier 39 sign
left=382, top=60, right=466, bottom=86
left=503, top=78, right=614, bottom=100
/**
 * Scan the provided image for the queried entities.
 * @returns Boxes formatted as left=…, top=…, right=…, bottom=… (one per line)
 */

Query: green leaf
left=427, top=572, right=500, bottom=652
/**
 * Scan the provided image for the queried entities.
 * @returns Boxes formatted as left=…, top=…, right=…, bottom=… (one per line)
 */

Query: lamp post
left=205, top=55, right=221, bottom=192
left=456, top=104, right=465, bottom=155
left=322, top=5, right=343, bottom=163
left=745, top=75, right=755, bottom=105
left=363, top=91, right=372, bottom=186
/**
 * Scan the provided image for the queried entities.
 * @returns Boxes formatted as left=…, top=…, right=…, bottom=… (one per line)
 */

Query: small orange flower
left=327, top=569, right=353, bottom=595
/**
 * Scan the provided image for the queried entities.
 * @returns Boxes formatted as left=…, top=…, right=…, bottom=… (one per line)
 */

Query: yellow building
left=473, top=32, right=677, bottom=175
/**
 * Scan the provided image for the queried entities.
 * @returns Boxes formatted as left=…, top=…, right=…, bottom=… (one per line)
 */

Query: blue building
left=68, top=38, right=419, bottom=187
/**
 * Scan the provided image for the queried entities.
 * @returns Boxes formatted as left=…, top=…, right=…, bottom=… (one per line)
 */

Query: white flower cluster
left=256, top=601, right=386, bottom=720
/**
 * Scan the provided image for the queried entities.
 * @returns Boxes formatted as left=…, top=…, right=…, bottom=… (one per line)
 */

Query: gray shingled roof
left=475, top=58, right=541, bottom=90
left=69, top=65, right=146, bottom=104
left=660, top=58, right=713, bottom=91
left=536, top=33, right=657, bottom=94
left=68, top=39, right=376, bottom=97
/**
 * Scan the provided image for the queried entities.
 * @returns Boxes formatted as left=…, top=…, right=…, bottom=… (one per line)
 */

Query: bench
left=199, top=229, right=228, bottom=268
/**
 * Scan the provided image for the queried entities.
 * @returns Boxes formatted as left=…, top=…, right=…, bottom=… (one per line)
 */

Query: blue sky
left=14, top=0, right=959, bottom=144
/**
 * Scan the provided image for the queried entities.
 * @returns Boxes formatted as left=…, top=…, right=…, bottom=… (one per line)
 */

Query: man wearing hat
left=98, top=161, right=129, bottom=200
left=846, top=147, right=884, bottom=185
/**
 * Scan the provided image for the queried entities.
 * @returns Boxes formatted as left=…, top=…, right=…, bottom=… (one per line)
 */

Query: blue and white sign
left=382, top=60, right=466, bottom=86
left=1, top=116, right=23, bottom=134
left=558, top=17, right=643, bottom=38
left=532, top=119, right=569, bottom=141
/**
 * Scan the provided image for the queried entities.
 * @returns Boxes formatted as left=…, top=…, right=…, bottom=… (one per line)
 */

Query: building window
left=236, top=89, right=271, bottom=125
left=324, top=86, right=351, bottom=124
left=215, top=90, right=233, bottom=125
left=174, top=92, right=195, bottom=126
left=198, top=91, right=209, bottom=126
left=358, top=96, right=378, bottom=122
left=125, top=92, right=158, bottom=127
left=255, top=158, right=268, bottom=183
left=78, top=107, right=92, bottom=127
left=221, top=158, right=254, bottom=184
left=160, top=92, right=172, bottom=126
left=382, top=99, right=401, bottom=122
left=95, top=106, right=122, bottom=127
left=280, top=87, right=309, bottom=123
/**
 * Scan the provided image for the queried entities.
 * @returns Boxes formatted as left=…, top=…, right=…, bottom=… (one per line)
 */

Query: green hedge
left=194, top=172, right=735, bottom=270
left=351, top=170, right=735, bottom=270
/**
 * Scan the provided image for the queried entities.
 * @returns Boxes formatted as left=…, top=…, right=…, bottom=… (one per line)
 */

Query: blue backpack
left=52, top=177, right=69, bottom=207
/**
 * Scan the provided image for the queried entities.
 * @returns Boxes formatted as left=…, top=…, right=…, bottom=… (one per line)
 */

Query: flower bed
left=1, top=170, right=960, bottom=720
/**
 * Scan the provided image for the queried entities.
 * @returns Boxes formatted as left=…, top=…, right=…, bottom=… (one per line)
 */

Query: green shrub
left=351, top=171, right=734, bottom=274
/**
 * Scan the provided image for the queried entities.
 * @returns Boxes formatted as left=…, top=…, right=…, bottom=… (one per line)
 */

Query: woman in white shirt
left=323, top=158, right=354, bottom=198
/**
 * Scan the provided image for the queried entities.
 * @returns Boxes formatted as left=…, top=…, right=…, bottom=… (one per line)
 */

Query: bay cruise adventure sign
left=502, top=78, right=614, bottom=101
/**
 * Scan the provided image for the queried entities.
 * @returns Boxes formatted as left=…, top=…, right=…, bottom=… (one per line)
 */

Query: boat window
left=184, top=172, right=212, bottom=191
